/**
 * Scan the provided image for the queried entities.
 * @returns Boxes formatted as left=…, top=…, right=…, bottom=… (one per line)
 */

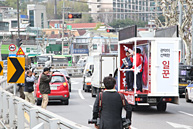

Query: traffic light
left=16, top=38, right=22, bottom=48
left=106, top=29, right=116, bottom=33
left=68, top=13, right=82, bottom=19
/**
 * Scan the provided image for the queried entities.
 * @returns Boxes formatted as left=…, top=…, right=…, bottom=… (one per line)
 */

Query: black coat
left=93, top=91, right=132, bottom=129
left=39, top=73, right=52, bottom=94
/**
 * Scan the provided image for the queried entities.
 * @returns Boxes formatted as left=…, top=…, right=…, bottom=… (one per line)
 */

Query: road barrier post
left=17, top=102, right=25, bottom=129
left=9, top=95, right=16, bottom=128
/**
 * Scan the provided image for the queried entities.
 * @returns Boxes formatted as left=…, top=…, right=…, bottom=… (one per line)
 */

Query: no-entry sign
left=9, top=44, right=16, bottom=52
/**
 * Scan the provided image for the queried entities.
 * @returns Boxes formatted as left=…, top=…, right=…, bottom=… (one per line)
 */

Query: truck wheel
left=84, top=86, right=88, bottom=92
left=185, top=91, right=191, bottom=102
left=91, top=87, right=96, bottom=97
left=83, top=83, right=85, bottom=90
left=157, top=102, right=167, bottom=112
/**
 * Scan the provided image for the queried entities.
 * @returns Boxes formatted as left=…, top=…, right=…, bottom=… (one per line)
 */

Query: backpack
left=98, top=92, right=126, bottom=117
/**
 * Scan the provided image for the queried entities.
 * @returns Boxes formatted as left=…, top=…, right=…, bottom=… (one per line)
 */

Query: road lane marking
left=78, top=89, right=85, bottom=100
left=167, top=121, right=193, bottom=129
left=72, top=82, right=79, bottom=85
left=179, top=111, right=193, bottom=117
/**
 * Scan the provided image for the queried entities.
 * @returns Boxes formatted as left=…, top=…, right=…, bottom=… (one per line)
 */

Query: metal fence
left=0, top=74, right=90, bottom=129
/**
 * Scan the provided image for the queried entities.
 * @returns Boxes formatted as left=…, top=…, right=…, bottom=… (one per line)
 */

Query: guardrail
left=0, top=89, right=91, bottom=129
left=0, top=74, right=91, bottom=129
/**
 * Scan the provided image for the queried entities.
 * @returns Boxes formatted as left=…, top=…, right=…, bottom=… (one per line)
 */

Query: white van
left=82, top=57, right=94, bottom=92
left=77, top=57, right=87, bottom=67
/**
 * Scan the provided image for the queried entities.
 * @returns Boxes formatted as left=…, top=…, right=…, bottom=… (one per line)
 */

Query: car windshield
left=37, top=56, right=50, bottom=62
left=51, top=75, right=66, bottom=83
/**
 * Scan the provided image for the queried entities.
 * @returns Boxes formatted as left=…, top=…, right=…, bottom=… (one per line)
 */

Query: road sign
left=16, top=47, right=25, bottom=55
left=7, top=57, right=25, bottom=83
left=0, top=61, right=3, bottom=76
left=9, top=44, right=16, bottom=52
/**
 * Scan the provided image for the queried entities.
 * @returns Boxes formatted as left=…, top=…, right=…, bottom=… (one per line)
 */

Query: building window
left=51, top=31, right=55, bottom=34
left=11, top=21, right=17, bottom=28
left=93, top=44, right=97, bottom=50
left=41, top=13, right=44, bottom=28
left=29, top=10, right=34, bottom=27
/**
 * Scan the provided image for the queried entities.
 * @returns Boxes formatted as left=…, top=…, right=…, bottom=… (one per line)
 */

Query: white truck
left=118, top=37, right=180, bottom=111
left=91, top=54, right=118, bottom=97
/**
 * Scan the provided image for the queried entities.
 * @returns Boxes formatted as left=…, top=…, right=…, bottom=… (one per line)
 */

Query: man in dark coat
left=39, top=67, right=52, bottom=109
left=92, top=76, right=132, bottom=129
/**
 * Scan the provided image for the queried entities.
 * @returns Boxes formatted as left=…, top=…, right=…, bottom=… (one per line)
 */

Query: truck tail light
left=162, top=98, right=172, bottom=102
left=86, top=82, right=91, bottom=85
left=135, top=98, right=143, bottom=101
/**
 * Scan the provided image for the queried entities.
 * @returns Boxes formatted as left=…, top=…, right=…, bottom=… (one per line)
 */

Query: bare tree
left=39, top=34, right=50, bottom=54
left=155, top=0, right=193, bottom=65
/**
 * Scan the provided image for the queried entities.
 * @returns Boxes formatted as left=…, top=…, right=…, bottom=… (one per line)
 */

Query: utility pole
left=17, top=0, right=20, bottom=38
left=62, top=0, right=65, bottom=55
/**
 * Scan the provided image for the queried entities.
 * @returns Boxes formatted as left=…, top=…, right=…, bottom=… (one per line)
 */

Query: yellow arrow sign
left=0, top=61, right=3, bottom=76
left=7, top=57, right=25, bottom=83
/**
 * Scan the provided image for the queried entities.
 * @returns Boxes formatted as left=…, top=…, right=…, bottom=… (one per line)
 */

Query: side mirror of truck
left=69, top=74, right=72, bottom=76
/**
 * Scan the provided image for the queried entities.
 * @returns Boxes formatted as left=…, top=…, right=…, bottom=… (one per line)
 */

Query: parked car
left=35, top=72, right=70, bottom=105
left=185, top=82, right=193, bottom=103
left=52, top=69, right=71, bottom=92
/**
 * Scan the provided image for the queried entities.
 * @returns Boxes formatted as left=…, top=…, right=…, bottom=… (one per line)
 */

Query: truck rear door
left=151, top=40, right=179, bottom=96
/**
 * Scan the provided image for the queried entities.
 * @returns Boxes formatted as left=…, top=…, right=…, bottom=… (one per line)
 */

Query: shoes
left=128, top=89, right=133, bottom=92
left=136, top=90, right=142, bottom=94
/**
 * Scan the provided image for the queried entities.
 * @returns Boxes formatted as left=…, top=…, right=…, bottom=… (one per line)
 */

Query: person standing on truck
left=24, top=70, right=36, bottom=104
left=120, top=51, right=134, bottom=91
left=92, top=76, right=132, bottom=129
left=131, top=48, right=143, bottom=93
left=39, top=67, right=53, bottom=109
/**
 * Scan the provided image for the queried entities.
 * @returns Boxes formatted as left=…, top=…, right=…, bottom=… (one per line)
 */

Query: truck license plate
left=147, top=98, right=157, bottom=103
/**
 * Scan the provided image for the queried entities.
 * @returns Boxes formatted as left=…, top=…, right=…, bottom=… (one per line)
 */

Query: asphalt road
left=45, top=77, right=193, bottom=129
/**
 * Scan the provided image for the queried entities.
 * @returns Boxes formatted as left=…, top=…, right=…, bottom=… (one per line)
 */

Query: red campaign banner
left=119, top=44, right=133, bottom=90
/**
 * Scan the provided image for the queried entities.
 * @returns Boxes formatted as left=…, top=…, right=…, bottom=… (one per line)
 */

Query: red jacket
left=132, top=53, right=143, bottom=73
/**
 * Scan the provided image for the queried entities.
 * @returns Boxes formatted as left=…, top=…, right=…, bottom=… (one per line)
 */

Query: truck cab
left=37, top=54, right=54, bottom=67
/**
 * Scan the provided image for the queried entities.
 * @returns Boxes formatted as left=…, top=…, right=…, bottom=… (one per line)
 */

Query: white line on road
left=72, top=82, right=79, bottom=85
left=78, top=89, right=85, bottom=100
left=179, top=111, right=193, bottom=117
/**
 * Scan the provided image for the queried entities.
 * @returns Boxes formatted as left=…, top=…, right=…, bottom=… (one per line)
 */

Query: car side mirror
left=69, top=74, right=72, bottom=76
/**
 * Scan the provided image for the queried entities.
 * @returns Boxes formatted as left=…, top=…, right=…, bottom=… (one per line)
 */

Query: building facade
left=27, top=4, right=48, bottom=28
left=88, top=0, right=158, bottom=23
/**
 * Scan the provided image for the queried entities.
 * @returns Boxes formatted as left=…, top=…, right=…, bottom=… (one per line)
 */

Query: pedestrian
left=39, top=67, right=53, bottom=109
left=92, top=76, right=132, bottom=129
left=17, top=67, right=29, bottom=99
left=131, top=48, right=143, bottom=93
left=120, top=51, right=134, bottom=91
left=17, top=83, right=25, bottom=99
left=24, top=70, right=35, bottom=104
